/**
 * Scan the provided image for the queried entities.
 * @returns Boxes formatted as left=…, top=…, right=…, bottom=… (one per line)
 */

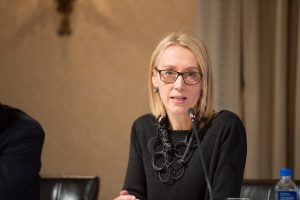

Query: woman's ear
left=152, top=70, right=159, bottom=87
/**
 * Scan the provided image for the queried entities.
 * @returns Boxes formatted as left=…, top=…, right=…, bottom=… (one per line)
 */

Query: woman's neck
left=167, top=114, right=192, bottom=130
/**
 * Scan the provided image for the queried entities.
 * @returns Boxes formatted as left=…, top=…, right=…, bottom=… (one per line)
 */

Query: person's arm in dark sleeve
left=212, top=119, right=247, bottom=200
left=122, top=121, right=147, bottom=200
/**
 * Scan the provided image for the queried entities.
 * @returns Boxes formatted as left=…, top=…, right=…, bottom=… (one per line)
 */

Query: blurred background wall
left=0, top=0, right=299, bottom=200
left=0, top=0, right=197, bottom=199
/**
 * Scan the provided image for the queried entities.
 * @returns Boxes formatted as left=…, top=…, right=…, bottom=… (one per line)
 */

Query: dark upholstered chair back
left=41, top=175, right=100, bottom=200
left=241, top=179, right=300, bottom=200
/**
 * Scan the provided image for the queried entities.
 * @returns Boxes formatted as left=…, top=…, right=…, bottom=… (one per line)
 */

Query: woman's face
left=152, top=45, right=202, bottom=117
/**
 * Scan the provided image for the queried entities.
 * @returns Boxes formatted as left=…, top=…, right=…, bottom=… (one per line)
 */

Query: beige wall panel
left=0, top=0, right=197, bottom=199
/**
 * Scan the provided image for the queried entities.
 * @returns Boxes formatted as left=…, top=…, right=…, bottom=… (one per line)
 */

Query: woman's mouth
left=170, top=96, right=187, bottom=103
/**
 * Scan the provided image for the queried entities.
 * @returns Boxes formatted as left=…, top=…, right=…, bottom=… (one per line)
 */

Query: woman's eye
left=187, top=72, right=197, bottom=77
left=164, top=70, right=176, bottom=76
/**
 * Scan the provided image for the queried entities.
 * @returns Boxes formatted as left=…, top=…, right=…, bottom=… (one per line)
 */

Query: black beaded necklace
left=147, top=116, right=197, bottom=185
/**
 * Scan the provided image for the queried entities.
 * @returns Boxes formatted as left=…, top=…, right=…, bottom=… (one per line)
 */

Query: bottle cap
left=280, top=168, right=292, bottom=176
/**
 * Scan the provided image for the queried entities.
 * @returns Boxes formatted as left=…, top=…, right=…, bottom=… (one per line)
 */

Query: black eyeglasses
left=155, top=68, right=202, bottom=85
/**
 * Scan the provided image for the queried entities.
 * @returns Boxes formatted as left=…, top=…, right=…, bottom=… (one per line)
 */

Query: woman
left=114, top=32, right=247, bottom=200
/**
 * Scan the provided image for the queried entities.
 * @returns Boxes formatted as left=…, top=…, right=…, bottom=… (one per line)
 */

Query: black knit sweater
left=123, top=110, right=247, bottom=200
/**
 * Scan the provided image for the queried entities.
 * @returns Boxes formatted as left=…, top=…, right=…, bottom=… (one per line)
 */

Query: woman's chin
left=166, top=107, right=189, bottom=116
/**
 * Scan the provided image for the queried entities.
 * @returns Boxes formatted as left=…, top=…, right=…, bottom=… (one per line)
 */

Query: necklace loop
left=147, top=116, right=196, bottom=185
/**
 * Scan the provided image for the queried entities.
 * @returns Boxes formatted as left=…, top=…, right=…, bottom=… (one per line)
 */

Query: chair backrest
left=241, top=179, right=300, bottom=200
left=41, top=175, right=100, bottom=200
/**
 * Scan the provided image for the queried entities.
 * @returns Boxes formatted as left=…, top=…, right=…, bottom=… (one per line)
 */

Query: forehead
left=157, top=45, right=199, bottom=68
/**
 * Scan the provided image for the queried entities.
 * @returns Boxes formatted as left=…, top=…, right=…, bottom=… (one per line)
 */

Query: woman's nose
left=174, top=75, right=185, bottom=90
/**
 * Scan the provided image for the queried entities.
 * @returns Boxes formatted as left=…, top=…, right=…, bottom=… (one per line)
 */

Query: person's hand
left=113, top=190, right=139, bottom=200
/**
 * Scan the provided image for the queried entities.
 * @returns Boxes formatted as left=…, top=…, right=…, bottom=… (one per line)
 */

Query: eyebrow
left=158, top=65, right=200, bottom=71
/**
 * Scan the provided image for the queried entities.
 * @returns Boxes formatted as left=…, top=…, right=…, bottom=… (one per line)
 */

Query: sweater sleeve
left=123, top=121, right=147, bottom=200
left=0, top=112, right=45, bottom=199
left=212, top=118, right=247, bottom=200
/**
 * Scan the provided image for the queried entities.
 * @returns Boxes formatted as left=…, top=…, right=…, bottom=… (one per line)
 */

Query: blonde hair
left=148, top=32, right=214, bottom=121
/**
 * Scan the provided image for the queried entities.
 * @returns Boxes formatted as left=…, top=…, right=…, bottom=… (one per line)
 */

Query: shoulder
left=208, top=110, right=246, bottom=143
left=132, top=113, right=156, bottom=127
left=211, top=110, right=244, bottom=127
left=0, top=104, right=44, bottom=139
left=206, top=110, right=246, bottom=139
left=130, top=113, right=156, bottom=141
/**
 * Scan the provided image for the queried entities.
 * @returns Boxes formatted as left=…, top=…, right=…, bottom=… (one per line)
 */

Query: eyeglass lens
left=158, top=70, right=201, bottom=85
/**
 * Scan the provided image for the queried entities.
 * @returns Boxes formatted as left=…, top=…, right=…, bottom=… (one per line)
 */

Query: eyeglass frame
left=154, top=67, right=203, bottom=85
